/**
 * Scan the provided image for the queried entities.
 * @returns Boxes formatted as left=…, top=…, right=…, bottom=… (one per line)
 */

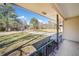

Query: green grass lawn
left=0, top=32, right=47, bottom=56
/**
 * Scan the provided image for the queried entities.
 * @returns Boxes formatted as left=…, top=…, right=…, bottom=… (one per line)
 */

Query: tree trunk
left=5, top=17, right=9, bottom=32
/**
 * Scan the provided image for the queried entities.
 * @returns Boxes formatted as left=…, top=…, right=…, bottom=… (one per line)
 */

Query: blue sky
left=13, top=5, right=49, bottom=25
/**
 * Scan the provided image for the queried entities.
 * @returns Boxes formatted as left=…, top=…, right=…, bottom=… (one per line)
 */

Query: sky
left=12, top=4, right=49, bottom=25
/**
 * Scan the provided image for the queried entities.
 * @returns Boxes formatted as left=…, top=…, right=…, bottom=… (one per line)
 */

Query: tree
left=0, top=3, right=22, bottom=31
left=0, top=3, right=28, bottom=31
left=0, top=11, right=6, bottom=31
left=30, top=18, right=39, bottom=30
left=0, top=3, right=15, bottom=31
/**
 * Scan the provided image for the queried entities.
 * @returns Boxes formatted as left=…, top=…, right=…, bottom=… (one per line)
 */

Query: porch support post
left=56, top=14, right=59, bottom=49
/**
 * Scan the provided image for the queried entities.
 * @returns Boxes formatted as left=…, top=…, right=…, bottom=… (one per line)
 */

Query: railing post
left=46, top=45, right=47, bottom=56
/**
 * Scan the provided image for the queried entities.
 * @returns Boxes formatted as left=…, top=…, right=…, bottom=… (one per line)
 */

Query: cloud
left=38, top=19, right=43, bottom=23
left=38, top=19, right=47, bottom=24
left=17, top=16, right=27, bottom=20
left=17, top=16, right=28, bottom=24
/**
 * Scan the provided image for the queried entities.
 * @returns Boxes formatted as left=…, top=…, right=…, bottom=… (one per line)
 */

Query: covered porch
left=16, top=3, right=79, bottom=56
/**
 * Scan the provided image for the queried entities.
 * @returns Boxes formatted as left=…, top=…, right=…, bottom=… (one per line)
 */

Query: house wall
left=63, top=16, right=79, bottom=42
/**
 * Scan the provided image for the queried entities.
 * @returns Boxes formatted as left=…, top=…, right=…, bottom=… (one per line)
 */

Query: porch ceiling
left=16, top=3, right=59, bottom=20
left=16, top=3, right=79, bottom=20
left=55, top=3, right=79, bottom=19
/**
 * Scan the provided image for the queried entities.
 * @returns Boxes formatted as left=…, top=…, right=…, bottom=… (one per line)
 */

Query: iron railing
left=30, top=33, right=62, bottom=56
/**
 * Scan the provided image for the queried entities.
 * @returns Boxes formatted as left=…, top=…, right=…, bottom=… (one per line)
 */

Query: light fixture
left=41, top=11, right=47, bottom=15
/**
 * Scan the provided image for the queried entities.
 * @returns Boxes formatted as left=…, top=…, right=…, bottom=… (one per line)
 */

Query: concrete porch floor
left=56, top=39, right=79, bottom=56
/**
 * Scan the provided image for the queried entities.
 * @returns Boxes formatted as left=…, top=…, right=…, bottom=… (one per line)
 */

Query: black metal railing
left=30, top=40, right=58, bottom=56
left=30, top=33, right=62, bottom=56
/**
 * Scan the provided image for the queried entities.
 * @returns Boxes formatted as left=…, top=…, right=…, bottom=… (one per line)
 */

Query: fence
left=30, top=33, right=62, bottom=56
